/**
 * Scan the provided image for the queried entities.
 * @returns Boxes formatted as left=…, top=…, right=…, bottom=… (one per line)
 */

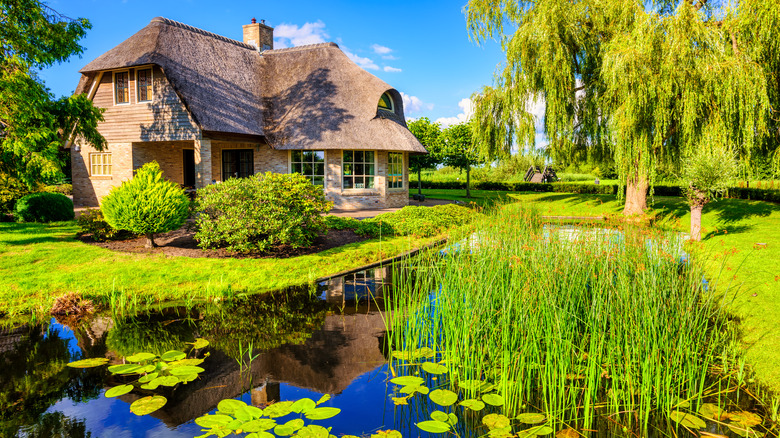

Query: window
left=90, top=153, right=112, bottom=176
left=291, top=150, right=325, bottom=186
left=222, top=150, right=254, bottom=179
left=378, top=92, right=394, bottom=112
left=388, top=153, right=403, bottom=189
left=137, top=68, right=153, bottom=102
left=114, top=71, right=129, bottom=104
left=343, top=150, right=375, bottom=189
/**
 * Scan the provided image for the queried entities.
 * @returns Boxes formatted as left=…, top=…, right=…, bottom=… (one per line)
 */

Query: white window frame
left=90, top=152, right=112, bottom=177
left=289, top=150, right=326, bottom=186
left=113, top=70, right=131, bottom=105
left=342, top=150, right=377, bottom=190
left=135, top=67, right=154, bottom=103
left=387, top=152, right=404, bottom=189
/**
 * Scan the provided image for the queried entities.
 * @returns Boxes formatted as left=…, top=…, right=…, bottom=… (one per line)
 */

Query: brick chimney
left=243, top=17, right=273, bottom=51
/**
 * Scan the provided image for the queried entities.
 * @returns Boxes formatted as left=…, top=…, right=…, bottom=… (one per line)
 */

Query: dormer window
left=378, top=92, right=394, bottom=112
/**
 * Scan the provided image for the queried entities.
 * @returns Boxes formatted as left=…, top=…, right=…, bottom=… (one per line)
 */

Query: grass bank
left=0, top=221, right=441, bottom=319
left=419, top=188, right=780, bottom=393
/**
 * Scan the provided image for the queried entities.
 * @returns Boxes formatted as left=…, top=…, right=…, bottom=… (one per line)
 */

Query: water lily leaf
left=151, top=376, right=180, bottom=387
left=488, top=427, right=514, bottom=438
left=458, top=379, right=484, bottom=391
left=283, top=418, right=304, bottom=431
left=699, top=403, right=726, bottom=420
left=460, top=399, right=485, bottom=411
left=126, top=352, right=156, bottom=363
left=190, top=338, right=209, bottom=349
left=168, top=366, right=204, bottom=376
left=390, top=376, right=424, bottom=386
left=669, top=410, right=706, bottom=429
left=729, top=411, right=762, bottom=427
left=391, top=351, right=414, bottom=361
left=727, top=424, right=764, bottom=438
left=518, top=425, right=554, bottom=437
left=294, top=424, right=331, bottom=438
left=140, top=364, right=156, bottom=373
left=177, top=373, right=199, bottom=383
left=226, top=418, right=243, bottom=430
left=447, top=413, right=457, bottom=426
left=422, top=362, right=448, bottom=375
left=195, top=413, right=234, bottom=428
left=67, top=357, right=109, bottom=368
left=429, top=389, right=458, bottom=406
left=217, top=399, right=247, bottom=415
left=414, top=347, right=435, bottom=359
left=168, top=358, right=204, bottom=367
left=264, top=401, right=294, bottom=418
left=431, top=411, right=449, bottom=422
left=291, top=398, right=316, bottom=414
left=400, top=385, right=424, bottom=395
left=482, top=393, right=505, bottom=406
left=370, top=431, right=402, bottom=438
left=316, top=394, right=331, bottom=405
left=516, top=413, right=547, bottom=424
left=483, top=414, right=511, bottom=429
left=391, top=397, right=408, bottom=405
left=241, top=418, right=276, bottom=432
left=274, top=425, right=295, bottom=436
left=416, top=420, right=450, bottom=433
left=245, top=432, right=274, bottom=438
left=138, top=372, right=159, bottom=383
left=105, top=384, right=133, bottom=398
left=673, top=398, right=691, bottom=408
left=161, top=350, right=186, bottom=361
left=304, top=407, right=341, bottom=420
left=556, top=428, right=579, bottom=438
left=130, top=395, right=167, bottom=416
left=108, top=363, right=143, bottom=375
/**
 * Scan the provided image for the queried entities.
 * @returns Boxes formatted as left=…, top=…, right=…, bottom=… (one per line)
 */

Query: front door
left=183, top=149, right=196, bottom=187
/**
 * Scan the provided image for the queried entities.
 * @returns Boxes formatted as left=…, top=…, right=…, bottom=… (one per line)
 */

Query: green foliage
left=41, top=183, right=72, bottom=195
left=0, top=172, right=30, bottom=214
left=371, top=204, right=478, bottom=238
left=682, top=146, right=738, bottom=207
left=407, top=117, right=443, bottom=171
left=13, top=192, right=73, bottom=222
left=322, top=215, right=383, bottom=237
left=439, top=123, right=484, bottom=173
left=77, top=208, right=135, bottom=241
left=101, top=162, right=189, bottom=246
left=195, top=172, right=332, bottom=253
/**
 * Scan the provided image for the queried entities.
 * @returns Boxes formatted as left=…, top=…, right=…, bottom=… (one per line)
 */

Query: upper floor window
left=378, top=92, right=394, bottom=112
left=90, top=152, right=112, bottom=176
left=137, top=68, right=153, bottom=102
left=388, top=153, right=403, bottom=189
left=343, top=150, right=375, bottom=189
left=114, top=71, right=129, bottom=104
left=291, top=150, right=325, bottom=186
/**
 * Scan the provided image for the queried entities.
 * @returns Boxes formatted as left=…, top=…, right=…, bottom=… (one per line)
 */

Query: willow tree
left=467, top=0, right=777, bottom=215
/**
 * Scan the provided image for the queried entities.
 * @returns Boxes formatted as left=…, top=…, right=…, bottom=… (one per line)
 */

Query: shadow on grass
left=0, top=222, right=78, bottom=246
left=706, top=198, right=780, bottom=224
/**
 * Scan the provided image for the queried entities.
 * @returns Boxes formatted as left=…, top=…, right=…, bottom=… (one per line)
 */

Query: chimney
left=243, top=17, right=273, bottom=52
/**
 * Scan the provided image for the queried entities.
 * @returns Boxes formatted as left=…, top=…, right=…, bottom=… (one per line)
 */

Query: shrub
left=77, top=208, right=135, bottom=241
left=323, top=215, right=384, bottom=237
left=195, top=172, right=333, bottom=253
left=370, top=204, right=477, bottom=238
left=14, top=192, right=74, bottom=222
left=101, top=162, right=190, bottom=248
left=42, top=183, right=73, bottom=196
left=0, top=173, right=31, bottom=214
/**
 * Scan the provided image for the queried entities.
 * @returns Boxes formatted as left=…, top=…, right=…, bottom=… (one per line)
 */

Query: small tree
left=440, top=122, right=483, bottom=198
left=101, top=162, right=189, bottom=248
left=407, top=117, right=442, bottom=196
left=681, top=146, right=737, bottom=241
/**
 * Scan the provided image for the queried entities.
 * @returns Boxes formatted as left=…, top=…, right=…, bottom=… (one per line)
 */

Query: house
left=71, top=17, right=427, bottom=210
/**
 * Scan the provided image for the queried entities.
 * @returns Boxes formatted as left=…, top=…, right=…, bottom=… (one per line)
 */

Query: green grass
left=0, top=221, right=441, bottom=318
left=419, top=188, right=780, bottom=393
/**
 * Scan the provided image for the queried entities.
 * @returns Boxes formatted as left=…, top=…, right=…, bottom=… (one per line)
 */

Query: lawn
left=420, top=188, right=780, bottom=393
left=0, top=222, right=440, bottom=319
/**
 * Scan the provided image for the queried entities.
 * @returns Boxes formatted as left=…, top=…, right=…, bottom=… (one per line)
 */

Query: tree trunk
left=690, top=204, right=703, bottom=241
left=145, top=233, right=156, bottom=248
left=417, top=167, right=422, bottom=196
left=622, top=174, right=648, bottom=216
left=466, top=164, right=471, bottom=199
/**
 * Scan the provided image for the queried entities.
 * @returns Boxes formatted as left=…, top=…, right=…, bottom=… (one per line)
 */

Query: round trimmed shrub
left=195, top=172, right=333, bottom=253
left=14, top=192, right=74, bottom=222
left=101, top=162, right=189, bottom=248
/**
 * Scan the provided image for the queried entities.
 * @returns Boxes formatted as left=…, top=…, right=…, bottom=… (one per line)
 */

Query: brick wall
left=72, top=142, right=133, bottom=207
left=324, top=150, right=409, bottom=210
left=132, top=141, right=194, bottom=185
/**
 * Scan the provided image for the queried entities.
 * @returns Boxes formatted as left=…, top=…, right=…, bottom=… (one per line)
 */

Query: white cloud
left=273, top=21, right=329, bottom=48
left=371, top=44, right=392, bottom=55
left=383, top=66, right=402, bottom=73
left=343, top=48, right=379, bottom=70
left=435, top=98, right=474, bottom=128
left=401, top=92, right=434, bottom=115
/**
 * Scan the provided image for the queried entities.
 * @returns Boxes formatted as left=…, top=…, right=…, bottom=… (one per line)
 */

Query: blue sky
left=40, top=0, right=510, bottom=127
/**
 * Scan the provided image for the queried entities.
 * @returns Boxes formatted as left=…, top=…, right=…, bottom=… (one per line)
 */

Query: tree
left=466, top=0, right=778, bottom=216
left=407, top=117, right=442, bottom=196
left=440, top=122, right=483, bottom=198
left=0, top=0, right=105, bottom=187
left=682, top=145, right=737, bottom=241
left=101, top=162, right=190, bottom=248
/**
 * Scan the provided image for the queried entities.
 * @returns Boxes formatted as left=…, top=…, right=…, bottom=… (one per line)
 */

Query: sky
left=39, top=0, right=511, bottom=128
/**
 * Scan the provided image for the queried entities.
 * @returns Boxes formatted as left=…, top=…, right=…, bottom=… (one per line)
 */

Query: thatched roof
left=76, top=17, right=427, bottom=154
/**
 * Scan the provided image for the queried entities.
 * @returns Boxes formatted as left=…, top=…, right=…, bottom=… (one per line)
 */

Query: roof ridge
left=262, top=42, right=339, bottom=54
left=150, top=17, right=255, bottom=50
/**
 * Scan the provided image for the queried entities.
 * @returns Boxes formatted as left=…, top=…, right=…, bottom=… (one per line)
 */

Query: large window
left=388, top=153, right=403, bottom=189
left=222, top=150, right=254, bottom=180
left=290, top=150, right=325, bottom=186
left=90, top=152, right=112, bottom=176
left=137, top=68, right=153, bottom=102
left=114, top=71, right=129, bottom=104
left=343, top=151, right=375, bottom=189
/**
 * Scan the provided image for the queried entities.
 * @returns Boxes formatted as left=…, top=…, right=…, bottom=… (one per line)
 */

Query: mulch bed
left=78, top=226, right=369, bottom=259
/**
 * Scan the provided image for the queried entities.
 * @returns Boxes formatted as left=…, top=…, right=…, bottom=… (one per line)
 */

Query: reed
left=387, top=203, right=732, bottom=429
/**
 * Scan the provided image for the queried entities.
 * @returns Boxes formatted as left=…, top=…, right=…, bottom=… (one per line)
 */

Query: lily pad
left=190, top=338, right=209, bottom=349
left=160, top=350, right=186, bottom=361
left=371, top=431, right=402, bottom=438
left=316, top=394, right=330, bottom=405
left=391, top=397, right=408, bottom=405
left=727, top=424, right=764, bottom=438
left=294, top=425, right=331, bottom=438
left=460, top=399, right=485, bottom=411
left=422, top=362, right=448, bottom=375
left=516, top=413, right=547, bottom=424
left=414, top=347, right=435, bottom=359
left=138, top=372, right=159, bottom=383
left=556, top=428, right=579, bottom=438
left=105, top=384, right=133, bottom=398
left=283, top=418, right=304, bottom=431
left=483, top=414, right=511, bottom=429
left=263, top=401, right=293, bottom=418
left=245, top=432, right=274, bottom=438
left=390, top=376, right=424, bottom=386
left=217, top=399, right=247, bottom=415
left=431, top=411, right=449, bottom=422
left=669, top=410, right=706, bottom=429
left=274, top=424, right=295, bottom=436
left=107, top=363, right=143, bottom=375
left=130, top=395, right=167, bottom=416
left=126, top=352, right=156, bottom=363
left=67, top=357, right=109, bottom=368
left=168, top=366, right=204, bottom=376
left=241, top=418, right=277, bottom=432
left=447, top=413, right=458, bottom=426
left=141, top=375, right=179, bottom=389
left=416, top=420, right=451, bottom=433
left=699, top=403, right=726, bottom=420
left=482, top=393, right=505, bottom=406
left=429, top=389, right=458, bottom=406
left=729, top=411, right=762, bottom=427
left=304, top=407, right=341, bottom=420
left=235, top=405, right=263, bottom=422
left=195, top=414, right=234, bottom=428
left=518, top=425, right=554, bottom=437
left=291, top=398, right=316, bottom=414
left=168, top=358, right=204, bottom=367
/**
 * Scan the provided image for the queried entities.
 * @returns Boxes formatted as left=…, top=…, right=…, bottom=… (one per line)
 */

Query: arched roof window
left=378, top=92, right=394, bottom=112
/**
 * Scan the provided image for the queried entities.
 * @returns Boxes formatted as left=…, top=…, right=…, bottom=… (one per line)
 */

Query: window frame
left=342, top=150, right=377, bottom=190
left=135, top=67, right=153, bottom=103
left=378, top=92, right=394, bottom=113
left=221, top=149, right=254, bottom=180
left=387, top=152, right=404, bottom=189
left=89, top=152, right=112, bottom=177
left=289, top=150, right=326, bottom=186
left=113, top=70, right=131, bottom=105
